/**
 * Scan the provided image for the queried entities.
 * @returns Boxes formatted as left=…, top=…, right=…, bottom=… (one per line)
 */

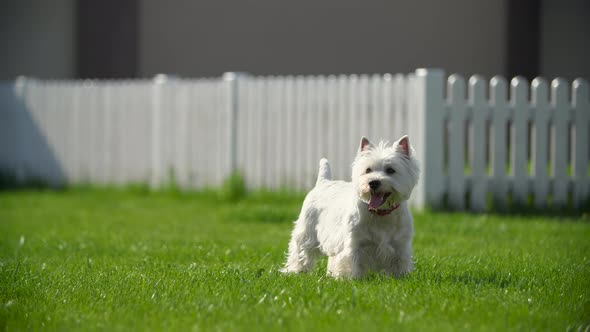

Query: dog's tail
left=316, top=158, right=332, bottom=185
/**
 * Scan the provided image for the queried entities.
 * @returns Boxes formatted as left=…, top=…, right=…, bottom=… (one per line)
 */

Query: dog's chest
left=354, top=219, right=399, bottom=251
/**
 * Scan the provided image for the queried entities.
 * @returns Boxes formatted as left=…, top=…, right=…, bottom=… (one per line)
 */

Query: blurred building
left=1, top=0, right=588, bottom=81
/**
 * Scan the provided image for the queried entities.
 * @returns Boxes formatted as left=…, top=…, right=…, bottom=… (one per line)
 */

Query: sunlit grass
left=1, top=188, right=589, bottom=331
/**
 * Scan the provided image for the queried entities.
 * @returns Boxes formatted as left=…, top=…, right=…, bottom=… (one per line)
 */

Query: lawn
left=0, top=188, right=589, bottom=331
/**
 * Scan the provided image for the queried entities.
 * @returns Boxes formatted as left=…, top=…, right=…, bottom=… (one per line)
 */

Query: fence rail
left=0, top=69, right=588, bottom=211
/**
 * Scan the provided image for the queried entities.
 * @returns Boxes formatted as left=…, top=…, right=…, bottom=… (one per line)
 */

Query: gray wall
left=540, top=0, right=590, bottom=81
left=0, top=0, right=76, bottom=80
left=139, top=0, right=507, bottom=78
left=2, top=1, right=588, bottom=81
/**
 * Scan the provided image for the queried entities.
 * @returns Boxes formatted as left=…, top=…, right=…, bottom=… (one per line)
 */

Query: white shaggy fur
left=282, top=136, right=420, bottom=279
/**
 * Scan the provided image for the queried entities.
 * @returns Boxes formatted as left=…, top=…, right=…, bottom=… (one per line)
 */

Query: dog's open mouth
left=368, top=192, right=400, bottom=215
left=369, top=192, right=391, bottom=209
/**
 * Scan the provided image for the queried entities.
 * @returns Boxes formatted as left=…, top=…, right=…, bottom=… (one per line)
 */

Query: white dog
left=281, top=136, right=420, bottom=279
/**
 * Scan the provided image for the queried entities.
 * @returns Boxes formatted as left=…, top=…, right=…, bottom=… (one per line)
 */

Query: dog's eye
left=386, top=167, right=396, bottom=174
left=365, top=168, right=372, bottom=174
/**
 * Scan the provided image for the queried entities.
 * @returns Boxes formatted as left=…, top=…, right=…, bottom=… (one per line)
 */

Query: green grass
left=1, top=188, right=589, bottom=331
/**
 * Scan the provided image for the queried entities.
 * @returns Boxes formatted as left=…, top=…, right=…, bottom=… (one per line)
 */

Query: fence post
left=13, top=77, right=28, bottom=184
left=151, top=74, right=167, bottom=189
left=223, top=72, right=248, bottom=178
left=572, top=79, right=589, bottom=209
left=410, top=69, right=445, bottom=209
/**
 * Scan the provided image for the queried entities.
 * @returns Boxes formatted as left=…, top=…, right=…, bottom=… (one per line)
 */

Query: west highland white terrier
left=281, top=136, right=420, bottom=279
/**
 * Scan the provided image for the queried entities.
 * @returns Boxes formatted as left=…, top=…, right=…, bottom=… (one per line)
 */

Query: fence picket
left=280, top=77, right=291, bottom=188
left=243, top=78, right=255, bottom=189
left=267, top=77, right=282, bottom=189
left=33, top=82, right=44, bottom=180
left=187, top=83, right=199, bottom=188
left=74, top=83, right=83, bottom=182
left=117, top=84, right=126, bottom=181
left=177, top=82, right=189, bottom=187
left=0, top=84, right=8, bottom=172
left=305, top=77, right=318, bottom=189
left=324, top=76, right=337, bottom=181
left=468, top=76, right=488, bottom=211
left=550, top=79, right=570, bottom=207
left=572, top=79, right=589, bottom=208
left=316, top=76, right=328, bottom=177
left=531, top=78, right=551, bottom=208
left=129, top=83, right=140, bottom=183
left=195, top=81, right=208, bottom=187
left=204, top=81, right=216, bottom=187
left=318, top=77, right=328, bottom=180
left=43, top=83, right=58, bottom=184
left=40, top=83, right=51, bottom=181
left=89, top=83, right=99, bottom=182
left=51, top=84, right=65, bottom=184
left=63, top=83, right=74, bottom=182
left=358, top=75, right=370, bottom=140
left=218, top=80, right=231, bottom=186
left=282, top=77, right=295, bottom=188
left=205, top=82, right=216, bottom=186
left=112, top=83, right=124, bottom=184
left=82, top=83, right=94, bottom=182
left=21, top=80, right=33, bottom=179
left=380, top=75, right=392, bottom=139
left=447, top=75, right=467, bottom=209
left=235, top=79, right=247, bottom=188
left=117, top=81, right=127, bottom=184
left=175, top=83, right=190, bottom=188
left=151, top=78, right=163, bottom=188
left=410, top=69, right=445, bottom=208
left=253, top=78, right=265, bottom=189
left=292, top=77, right=304, bottom=189
left=61, top=83, right=73, bottom=183
left=510, top=77, right=530, bottom=206
left=120, top=83, right=129, bottom=183
left=163, top=82, right=176, bottom=185
left=335, top=75, right=349, bottom=181
left=103, top=84, right=113, bottom=184
left=347, top=75, right=360, bottom=178
left=370, top=75, right=384, bottom=140
left=12, top=81, right=22, bottom=174
left=44, top=84, right=57, bottom=183
left=490, top=76, right=509, bottom=209
left=95, top=83, right=104, bottom=183
left=392, top=74, right=404, bottom=139
left=87, top=83, right=98, bottom=184
left=36, top=83, right=47, bottom=180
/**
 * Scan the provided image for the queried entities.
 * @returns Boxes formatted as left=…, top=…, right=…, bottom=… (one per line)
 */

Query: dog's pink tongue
left=369, top=193, right=385, bottom=209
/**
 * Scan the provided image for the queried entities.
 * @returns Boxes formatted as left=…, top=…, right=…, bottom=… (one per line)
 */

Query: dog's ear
left=396, top=135, right=410, bottom=156
left=359, top=137, right=372, bottom=152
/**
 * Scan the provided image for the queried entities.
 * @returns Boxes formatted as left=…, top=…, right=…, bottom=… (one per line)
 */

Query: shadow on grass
left=424, top=205, right=589, bottom=221
left=433, top=191, right=590, bottom=218
left=0, top=170, right=59, bottom=191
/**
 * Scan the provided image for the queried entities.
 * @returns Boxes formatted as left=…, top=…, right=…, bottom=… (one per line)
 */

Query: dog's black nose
left=368, top=180, right=381, bottom=190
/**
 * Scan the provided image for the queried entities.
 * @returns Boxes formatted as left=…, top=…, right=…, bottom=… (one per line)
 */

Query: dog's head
left=351, top=136, right=420, bottom=213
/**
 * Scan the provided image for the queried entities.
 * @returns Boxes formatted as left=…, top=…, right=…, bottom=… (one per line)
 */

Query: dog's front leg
left=327, top=249, right=366, bottom=279
left=327, top=253, right=350, bottom=278
left=387, top=244, right=413, bottom=277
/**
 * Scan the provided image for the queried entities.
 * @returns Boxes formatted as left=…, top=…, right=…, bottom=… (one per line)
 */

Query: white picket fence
left=233, top=73, right=411, bottom=191
left=1, top=77, right=239, bottom=190
left=414, top=69, right=590, bottom=210
left=0, top=69, right=588, bottom=210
